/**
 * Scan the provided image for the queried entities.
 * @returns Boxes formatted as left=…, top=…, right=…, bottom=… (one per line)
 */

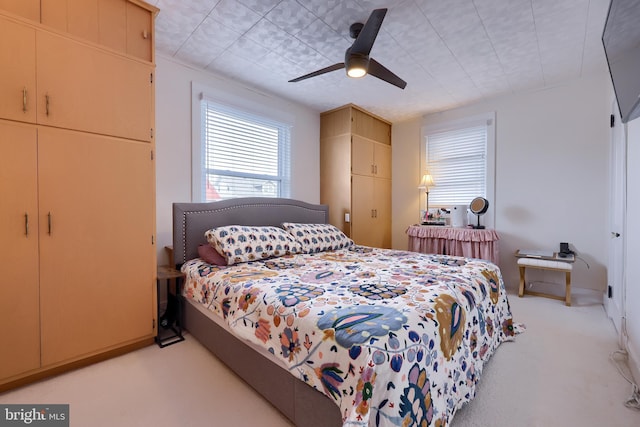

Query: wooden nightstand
left=155, top=265, right=185, bottom=347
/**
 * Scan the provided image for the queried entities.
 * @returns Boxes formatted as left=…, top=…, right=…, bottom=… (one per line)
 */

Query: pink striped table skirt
left=406, top=225, right=500, bottom=264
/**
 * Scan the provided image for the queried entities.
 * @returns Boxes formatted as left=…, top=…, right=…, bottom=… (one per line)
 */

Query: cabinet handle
left=45, top=94, right=50, bottom=116
left=23, top=88, right=27, bottom=113
left=371, top=164, right=375, bottom=174
left=374, top=209, right=378, bottom=218
left=142, top=30, right=148, bottom=39
left=374, top=165, right=378, bottom=174
left=25, top=213, right=29, bottom=236
left=48, top=212, right=52, bottom=235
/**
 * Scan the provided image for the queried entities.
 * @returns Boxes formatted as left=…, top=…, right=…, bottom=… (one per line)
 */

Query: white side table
left=516, top=250, right=574, bottom=306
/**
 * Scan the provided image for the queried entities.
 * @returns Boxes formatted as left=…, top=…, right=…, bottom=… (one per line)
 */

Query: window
left=195, top=97, right=291, bottom=201
left=421, top=113, right=495, bottom=223
left=426, top=124, right=487, bottom=205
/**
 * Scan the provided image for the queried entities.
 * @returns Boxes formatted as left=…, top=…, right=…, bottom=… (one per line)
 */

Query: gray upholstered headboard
left=172, top=197, right=329, bottom=268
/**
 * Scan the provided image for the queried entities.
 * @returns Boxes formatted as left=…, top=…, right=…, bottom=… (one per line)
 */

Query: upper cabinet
left=320, top=104, right=391, bottom=145
left=351, top=135, right=391, bottom=179
left=98, top=0, right=127, bottom=53
left=0, top=0, right=39, bottom=21
left=0, top=15, right=37, bottom=123
left=0, top=11, right=153, bottom=141
left=4, top=0, right=158, bottom=62
left=125, top=1, right=154, bottom=62
left=351, top=107, right=391, bottom=145
left=36, top=29, right=153, bottom=141
left=41, top=0, right=157, bottom=62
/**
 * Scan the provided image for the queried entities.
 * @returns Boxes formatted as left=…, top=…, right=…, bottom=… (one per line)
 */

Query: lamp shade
left=418, top=174, right=435, bottom=190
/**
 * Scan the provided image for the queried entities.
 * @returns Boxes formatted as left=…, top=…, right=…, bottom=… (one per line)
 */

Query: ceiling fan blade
left=368, top=58, right=407, bottom=89
left=350, top=8, right=387, bottom=56
left=288, top=63, right=345, bottom=82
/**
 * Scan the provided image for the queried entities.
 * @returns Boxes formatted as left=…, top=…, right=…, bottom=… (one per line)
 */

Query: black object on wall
left=602, top=0, right=640, bottom=123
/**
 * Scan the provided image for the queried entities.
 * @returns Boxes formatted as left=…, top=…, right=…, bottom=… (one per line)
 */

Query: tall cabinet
left=320, top=104, right=392, bottom=248
left=0, top=1, right=158, bottom=391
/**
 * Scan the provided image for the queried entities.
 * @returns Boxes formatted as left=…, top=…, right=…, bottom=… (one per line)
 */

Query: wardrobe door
left=351, top=107, right=391, bottom=144
left=38, top=128, right=155, bottom=366
left=320, top=135, right=351, bottom=234
left=350, top=175, right=376, bottom=247
left=40, top=0, right=67, bottom=32
left=36, top=29, right=153, bottom=142
left=0, top=15, right=37, bottom=123
left=41, top=0, right=100, bottom=42
left=351, top=136, right=375, bottom=177
left=67, top=0, right=100, bottom=43
left=0, top=121, right=40, bottom=380
left=98, top=0, right=127, bottom=53
left=373, top=143, right=391, bottom=180
left=373, top=177, right=392, bottom=249
left=350, top=175, right=391, bottom=249
left=126, top=0, right=153, bottom=61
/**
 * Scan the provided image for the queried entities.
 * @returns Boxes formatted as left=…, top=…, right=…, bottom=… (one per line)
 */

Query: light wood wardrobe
left=320, top=104, right=392, bottom=248
left=0, top=0, right=158, bottom=391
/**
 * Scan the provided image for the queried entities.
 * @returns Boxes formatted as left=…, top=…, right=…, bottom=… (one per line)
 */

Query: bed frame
left=173, top=197, right=342, bottom=427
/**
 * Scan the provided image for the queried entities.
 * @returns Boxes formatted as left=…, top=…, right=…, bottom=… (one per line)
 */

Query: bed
left=173, top=197, right=515, bottom=427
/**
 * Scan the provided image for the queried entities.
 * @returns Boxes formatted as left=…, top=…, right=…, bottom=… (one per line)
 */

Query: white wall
left=153, top=54, right=640, bottom=378
left=625, top=116, right=640, bottom=380
left=393, top=73, right=611, bottom=293
left=154, top=56, right=321, bottom=264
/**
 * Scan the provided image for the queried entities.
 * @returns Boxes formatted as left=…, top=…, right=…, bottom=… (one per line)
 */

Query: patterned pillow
left=205, top=225, right=303, bottom=265
left=281, top=223, right=353, bottom=253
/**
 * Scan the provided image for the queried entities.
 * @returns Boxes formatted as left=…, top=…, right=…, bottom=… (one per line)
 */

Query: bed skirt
left=182, top=298, right=342, bottom=427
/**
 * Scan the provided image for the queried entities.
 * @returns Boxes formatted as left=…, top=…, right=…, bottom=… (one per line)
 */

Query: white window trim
left=420, top=112, right=496, bottom=229
left=191, top=82, right=293, bottom=202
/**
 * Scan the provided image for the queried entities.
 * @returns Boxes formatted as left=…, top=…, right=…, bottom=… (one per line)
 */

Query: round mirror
left=469, top=197, right=489, bottom=229
left=469, top=197, right=489, bottom=215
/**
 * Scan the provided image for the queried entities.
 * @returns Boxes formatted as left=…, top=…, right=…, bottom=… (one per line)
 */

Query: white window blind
left=426, top=124, right=487, bottom=206
left=200, top=100, right=291, bottom=201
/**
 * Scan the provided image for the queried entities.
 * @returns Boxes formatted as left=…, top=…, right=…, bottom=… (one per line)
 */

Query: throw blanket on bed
left=182, top=246, right=515, bottom=426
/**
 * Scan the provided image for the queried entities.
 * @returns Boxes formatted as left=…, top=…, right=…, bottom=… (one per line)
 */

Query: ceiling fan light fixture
left=346, top=54, right=369, bottom=78
left=347, top=66, right=367, bottom=78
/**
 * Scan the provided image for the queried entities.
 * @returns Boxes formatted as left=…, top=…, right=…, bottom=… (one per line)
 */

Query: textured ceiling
left=148, top=0, right=611, bottom=122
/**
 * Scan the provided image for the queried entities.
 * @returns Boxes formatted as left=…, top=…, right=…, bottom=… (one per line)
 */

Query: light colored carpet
left=453, top=289, right=638, bottom=426
left=1, top=290, right=638, bottom=427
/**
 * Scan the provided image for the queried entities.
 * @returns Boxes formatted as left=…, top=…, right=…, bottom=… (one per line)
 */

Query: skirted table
left=406, top=225, right=500, bottom=264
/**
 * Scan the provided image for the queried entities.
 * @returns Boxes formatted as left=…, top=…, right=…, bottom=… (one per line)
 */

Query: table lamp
left=418, top=173, right=435, bottom=222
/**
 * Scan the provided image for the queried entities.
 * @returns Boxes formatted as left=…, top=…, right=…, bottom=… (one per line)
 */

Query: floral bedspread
left=181, top=246, right=515, bottom=426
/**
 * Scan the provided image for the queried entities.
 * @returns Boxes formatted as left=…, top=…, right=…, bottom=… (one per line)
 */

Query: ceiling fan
left=288, top=8, right=407, bottom=89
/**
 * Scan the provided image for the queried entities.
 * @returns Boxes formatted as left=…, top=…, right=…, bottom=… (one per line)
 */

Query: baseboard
left=0, top=337, right=153, bottom=394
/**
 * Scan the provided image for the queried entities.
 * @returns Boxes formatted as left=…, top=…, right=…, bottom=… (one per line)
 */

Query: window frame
left=191, top=82, right=292, bottom=202
left=420, top=112, right=496, bottom=228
